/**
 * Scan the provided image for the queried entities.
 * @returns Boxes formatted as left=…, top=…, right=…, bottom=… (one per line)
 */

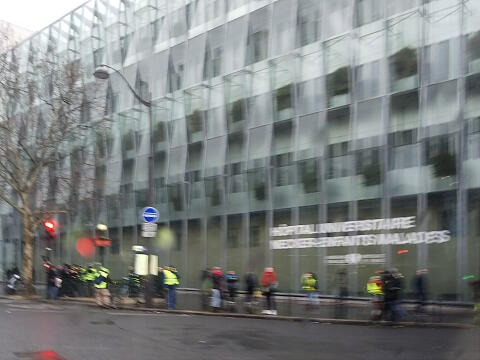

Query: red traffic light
left=397, top=249, right=409, bottom=255
left=44, top=221, right=54, bottom=230
left=43, top=220, right=56, bottom=235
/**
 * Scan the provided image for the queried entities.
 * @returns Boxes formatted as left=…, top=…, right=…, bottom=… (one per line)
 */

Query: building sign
left=270, top=216, right=451, bottom=250
left=141, top=222, right=158, bottom=238
left=325, top=253, right=386, bottom=265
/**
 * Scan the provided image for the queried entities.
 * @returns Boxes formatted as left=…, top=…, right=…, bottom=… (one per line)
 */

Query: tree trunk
left=21, top=214, right=36, bottom=296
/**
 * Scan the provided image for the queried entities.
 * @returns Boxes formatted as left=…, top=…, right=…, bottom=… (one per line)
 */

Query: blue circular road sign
left=142, top=207, right=159, bottom=223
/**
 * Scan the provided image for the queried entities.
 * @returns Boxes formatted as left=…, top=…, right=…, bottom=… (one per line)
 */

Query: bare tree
left=0, top=34, right=107, bottom=295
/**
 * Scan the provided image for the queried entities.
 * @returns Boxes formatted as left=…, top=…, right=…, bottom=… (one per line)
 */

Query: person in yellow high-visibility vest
left=84, top=266, right=97, bottom=297
left=301, top=272, right=318, bottom=306
left=163, top=265, right=180, bottom=310
left=94, top=266, right=111, bottom=308
left=367, top=275, right=384, bottom=320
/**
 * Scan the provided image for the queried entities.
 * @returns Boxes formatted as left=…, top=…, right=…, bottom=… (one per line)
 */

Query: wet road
left=0, top=299, right=478, bottom=360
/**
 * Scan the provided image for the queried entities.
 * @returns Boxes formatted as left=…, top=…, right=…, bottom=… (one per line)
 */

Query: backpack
left=94, top=275, right=103, bottom=285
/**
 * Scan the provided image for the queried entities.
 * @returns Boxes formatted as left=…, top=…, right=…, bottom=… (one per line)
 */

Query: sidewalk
left=3, top=289, right=475, bottom=328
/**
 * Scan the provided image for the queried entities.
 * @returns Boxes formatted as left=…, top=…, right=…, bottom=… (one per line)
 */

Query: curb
left=1, top=295, right=475, bottom=329
left=107, top=306, right=476, bottom=329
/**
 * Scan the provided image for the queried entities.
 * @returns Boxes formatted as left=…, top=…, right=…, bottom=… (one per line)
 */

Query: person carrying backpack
left=94, top=266, right=112, bottom=308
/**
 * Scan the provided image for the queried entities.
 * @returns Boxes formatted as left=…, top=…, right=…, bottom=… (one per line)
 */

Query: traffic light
left=43, top=219, right=57, bottom=240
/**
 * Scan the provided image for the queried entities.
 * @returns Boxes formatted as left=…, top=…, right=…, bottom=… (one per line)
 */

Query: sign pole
left=141, top=207, right=159, bottom=308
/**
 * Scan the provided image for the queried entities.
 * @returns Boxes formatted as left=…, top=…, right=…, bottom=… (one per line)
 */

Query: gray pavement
left=2, top=286, right=476, bottom=325
left=0, top=298, right=478, bottom=360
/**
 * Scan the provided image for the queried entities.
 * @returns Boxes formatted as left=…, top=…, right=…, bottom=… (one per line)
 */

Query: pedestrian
left=382, top=269, right=404, bottom=322
left=127, top=266, right=141, bottom=298
left=468, top=277, right=480, bottom=325
left=163, top=265, right=180, bottom=310
left=94, top=266, right=112, bottom=308
left=84, top=265, right=97, bottom=297
left=200, top=268, right=211, bottom=310
left=413, top=269, right=428, bottom=313
left=225, top=270, right=239, bottom=301
left=156, top=266, right=165, bottom=298
left=367, top=274, right=384, bottom=321
left=54, top=267, right=63, bottom=299
left=336, top=269, right=348, bottom=299
left=210, top=267, right=224, bottom=311
left=301, top=272, right=318, bottom=307
left=225, top=270, right=239, bottom=311
left=245, top=271, right=257, bottom=304
left=260, top=267, right=277, bottom=315
left=45, top=262, right=56, bottom=300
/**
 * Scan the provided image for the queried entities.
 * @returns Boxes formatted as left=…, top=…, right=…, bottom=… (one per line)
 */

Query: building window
left=273, top=153, right=294, bottom=187
left=227, top=215, right=242, bottom=248
left=296, top=0, right=321, bottom=47
left=390, top=47, right=417, bottom=84
left=356, top=0, right=384, bottom=27
left=327, top=66, right=349, bottom=106
left=298, top=159, right=318, bottom=193
left=356, top=148, right=381, bottom=186
left=247, top=31, right=268, bottom=64
left=276, top=85, right=292, bottom=114
left=120, top=34, right=130, bottom=62
left=426, top=135, right=457, bottom=178
left=246, top=8, right=269, bottom=65
left=467, top=31, right=480, bottom=74
left=186, top=110, right=204, bottom=143
left=93, top=47, right=104, bottom=67
left=328, top=141, right=349, bottom=179
left=390, top=129, right=417, bottom=169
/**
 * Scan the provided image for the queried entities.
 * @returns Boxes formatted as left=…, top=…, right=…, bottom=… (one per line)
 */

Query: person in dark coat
left=383, top=269, right=405, bottom=322
left=413, top=269, right=428, bottom=312
left=245, top=272, right=257, bottom=304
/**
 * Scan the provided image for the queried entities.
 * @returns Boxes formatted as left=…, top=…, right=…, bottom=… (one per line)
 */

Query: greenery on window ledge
left=362, top=163, right=381, bottom=186
left=327, top=66, right=349, bottom=97
left=391, top=47, right=417, bottom=79
left=432, top=152, right=456, bottom=178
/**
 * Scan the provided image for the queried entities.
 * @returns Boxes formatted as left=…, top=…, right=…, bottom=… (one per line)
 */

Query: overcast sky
left=1, top=0, right=87, bottom=32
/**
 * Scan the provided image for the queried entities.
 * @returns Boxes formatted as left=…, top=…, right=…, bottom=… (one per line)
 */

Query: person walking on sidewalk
left=382, top=269, right=405, bottom=322
left=413, top=269, right=428, bottom=313
left=200, top=268, right=212, bottom=310
left=367, top=274, right=384, bottom=321
left=85, top=265, right=97, bottom=297
left=260, top=267, right=277, bottom=315
left=210, top=267, right=224, bottom=311
left=163, top=265, right=180, bottom=310
left=301, top=272, right=318, bottom=307
left=45, top=262, right=56, bottom=300
left=245, top=272, right=257, bottom=304
left=94, top=266, right=112, bottom=308
left=225, top=270, right=239, bottom=312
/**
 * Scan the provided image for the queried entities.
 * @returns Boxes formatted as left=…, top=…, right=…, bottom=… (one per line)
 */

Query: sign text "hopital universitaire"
left=269, top=216, right=451, bottom=250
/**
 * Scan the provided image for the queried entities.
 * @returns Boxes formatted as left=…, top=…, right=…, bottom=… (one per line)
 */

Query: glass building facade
left=1, top=0, right=480, bottom=300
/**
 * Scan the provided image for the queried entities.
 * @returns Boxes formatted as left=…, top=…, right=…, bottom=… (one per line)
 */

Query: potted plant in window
left=432, top=152, right=456, bottom=177
left=327, top=66, right=349, bottom=97
left=362, top=163, right=381, bottom=186
left=391, top=47, right=417, bottom=79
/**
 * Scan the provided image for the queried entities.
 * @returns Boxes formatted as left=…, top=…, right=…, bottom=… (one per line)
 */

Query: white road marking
left=7, top=309, right=65, bottom=313
left=107, top=312, right=165, bottom=316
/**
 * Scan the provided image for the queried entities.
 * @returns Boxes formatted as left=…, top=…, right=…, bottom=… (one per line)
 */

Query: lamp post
left=94, top=64, right=155, bottom=307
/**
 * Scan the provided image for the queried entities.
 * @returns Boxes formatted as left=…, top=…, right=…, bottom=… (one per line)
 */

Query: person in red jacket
left=260, top=267, right=277, bottom=315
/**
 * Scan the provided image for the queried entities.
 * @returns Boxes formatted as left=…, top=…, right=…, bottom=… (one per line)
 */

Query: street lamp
left=93, top=64, right=154, bottom=205
left=94, top=64, right=155, bottom=307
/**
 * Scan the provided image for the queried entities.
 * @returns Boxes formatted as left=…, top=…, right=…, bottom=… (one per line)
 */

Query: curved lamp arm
left=96, top=64, right=151, bottom=107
